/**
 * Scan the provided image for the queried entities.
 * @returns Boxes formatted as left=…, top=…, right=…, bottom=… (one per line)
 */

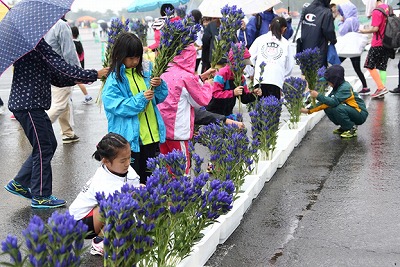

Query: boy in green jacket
left=301, top=65, right=368, bottom=138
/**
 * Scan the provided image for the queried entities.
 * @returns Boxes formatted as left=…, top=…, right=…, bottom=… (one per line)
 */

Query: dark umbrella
left=0, top=0, right=74, bottom=76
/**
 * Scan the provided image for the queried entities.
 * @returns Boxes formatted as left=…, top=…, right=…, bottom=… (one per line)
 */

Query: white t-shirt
left=69, top=164, right=140, bottom=220
left=249, top=31, right=294, bottom=89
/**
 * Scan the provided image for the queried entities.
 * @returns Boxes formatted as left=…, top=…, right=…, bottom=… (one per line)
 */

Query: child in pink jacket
left=158, top=44, right=215, bottom=173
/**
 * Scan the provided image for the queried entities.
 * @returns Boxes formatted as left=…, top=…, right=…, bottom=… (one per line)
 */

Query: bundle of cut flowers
left=211, top=5, right=244, bottom=68
left=282, top=77, right=307, bottom=129
left=130, top=19, right=148, bottom=46
left=247, top=61, right=266, bottom=112
left=175, top=5, right=187, bottom=18
left=294, top=47, right=321, bottom=107
left=150, top=10, right=201, bottom=89
left=194, top=122, right=254, bottom=195
left=249, top=96, right=282, bottom=160
left=1, top=212, right=88, bottom=267
left=315, top=66, right=328, bottom=95
left=229, top=42, right=247, bottom=116
left=96, top=18, right=130, bottom=104
left=96, top=150, right=233, bottom=267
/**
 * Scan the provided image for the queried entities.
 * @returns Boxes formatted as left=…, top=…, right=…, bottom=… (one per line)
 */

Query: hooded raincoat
left=308, top=65, right=368, bottom=130
left=337, top=2, right=360, bottom=36
left=158, top=44, right=213, bottom=141
left=300, top=0, right=337, bottom=67
left=102, top=61, right=168, bottom=152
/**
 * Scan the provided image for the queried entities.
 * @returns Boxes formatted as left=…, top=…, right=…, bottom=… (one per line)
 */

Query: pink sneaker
left=371, top=88, right=388, bottom=98
left=10, top=114, right=16, bottom=120
left=90, top=236, right=104, bottom=256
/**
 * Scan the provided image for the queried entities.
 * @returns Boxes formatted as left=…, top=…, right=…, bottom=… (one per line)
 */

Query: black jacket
left=300, top=0, right=337, bottom=67
left=9, top=39, right=98, bottom=112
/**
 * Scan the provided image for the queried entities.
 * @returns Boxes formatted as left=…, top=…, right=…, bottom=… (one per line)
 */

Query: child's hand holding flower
left=150, top=77, right=162, bottom=87
left=253, top=88, right=262, bottom=96
left=144, top=89, right=154, bottom=100
left=309, top=90, right=319, bottom=98
left=300, top=108, right=309, bottom=114
left=234, top=86, right=244, bottom=96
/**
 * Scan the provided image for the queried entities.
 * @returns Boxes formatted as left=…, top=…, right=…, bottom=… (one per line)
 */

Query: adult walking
left=4, top=39, right=107, bottom=208
left=45, top=17, right=81, bottom=144
left=359, top=0, right=390, bottom=99
left=300, top=0, right=337, bottom=68
left=336, top=1, right=370, bottom=95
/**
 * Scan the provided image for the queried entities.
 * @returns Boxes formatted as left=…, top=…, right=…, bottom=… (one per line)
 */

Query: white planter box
left=276, top=129, right=297, bottom=168
left=218, top=193, right=248, bottom=244
left=240, top=174, right=260, bottom=200
left=192, top=222, right=222, bottom=267
left=177, top=247, right=199, bottom=267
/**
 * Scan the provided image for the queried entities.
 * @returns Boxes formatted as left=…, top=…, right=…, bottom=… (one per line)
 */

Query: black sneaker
left=358, top=88, right=370, bottom=95
left=390, top=87, right=400, bottom=94
left=62, top=134, right=80, bottom=144
left=4, top=180, right=32, bottom=199
left=31, top=195, right=66, bottom=209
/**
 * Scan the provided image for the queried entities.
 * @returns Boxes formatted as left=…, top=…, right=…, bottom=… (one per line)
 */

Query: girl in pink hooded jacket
left=158, top=44, right=215, bottom=173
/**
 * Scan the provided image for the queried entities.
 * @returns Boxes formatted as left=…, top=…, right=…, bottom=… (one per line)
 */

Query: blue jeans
left=13, top=109, right=57, bottom=197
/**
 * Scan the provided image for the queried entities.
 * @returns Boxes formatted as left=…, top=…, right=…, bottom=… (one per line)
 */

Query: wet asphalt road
left=1, top=28, right=400, bottom=266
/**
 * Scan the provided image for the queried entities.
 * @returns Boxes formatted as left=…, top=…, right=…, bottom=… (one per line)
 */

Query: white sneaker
left=90, top=236, right=104, bottom=256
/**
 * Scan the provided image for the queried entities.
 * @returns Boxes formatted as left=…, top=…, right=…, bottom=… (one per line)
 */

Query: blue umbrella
left=127, top=0, right=190, bottom=13
left=0, top=0, right=74, bottom=76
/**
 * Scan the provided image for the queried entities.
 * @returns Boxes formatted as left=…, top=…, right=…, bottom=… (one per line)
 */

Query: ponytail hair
left=270, top=17, right=287, bottom=41
left=93, top=133, right=130, bottom=162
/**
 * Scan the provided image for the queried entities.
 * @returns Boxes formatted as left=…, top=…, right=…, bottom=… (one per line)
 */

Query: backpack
left=374, top=6, right=400, bottom=49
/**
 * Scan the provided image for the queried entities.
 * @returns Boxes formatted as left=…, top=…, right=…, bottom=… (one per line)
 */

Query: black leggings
left=339, top=56, right=368, bottom=88
left=131, top=142, right=159, bottom=185
left=255, top=84, right=281, bottom=100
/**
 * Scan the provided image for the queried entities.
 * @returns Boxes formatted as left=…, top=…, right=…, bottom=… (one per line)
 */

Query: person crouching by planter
left=300, top=64, right=368, bottom=138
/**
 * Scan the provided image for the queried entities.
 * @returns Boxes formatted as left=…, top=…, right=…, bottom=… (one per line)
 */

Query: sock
left=379, top=70, right=387, bottom=86
left=368, top=69, right=384, bottom=90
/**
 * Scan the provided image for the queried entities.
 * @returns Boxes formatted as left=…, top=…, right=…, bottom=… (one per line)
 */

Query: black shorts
left=364, top=46, right=390, bottom=71
left=80, top=215, right=96, bottom=239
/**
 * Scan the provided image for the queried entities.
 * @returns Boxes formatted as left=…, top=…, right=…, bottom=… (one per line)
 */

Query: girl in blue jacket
left=102, top=32, right=168, bottom=184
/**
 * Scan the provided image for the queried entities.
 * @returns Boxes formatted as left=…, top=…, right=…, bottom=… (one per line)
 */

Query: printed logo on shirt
left=305, top=13, right=316, bottom=22
left=303, top=13, right=317, bottom=27
left=261, top=42, right=283, bottom=61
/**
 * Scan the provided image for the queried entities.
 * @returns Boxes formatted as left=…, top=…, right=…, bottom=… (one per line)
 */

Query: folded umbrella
left=0, top=0, right=74, bottom=76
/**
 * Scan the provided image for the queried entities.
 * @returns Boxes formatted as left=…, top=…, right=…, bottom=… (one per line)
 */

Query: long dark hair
left=93, top=133, right=130, bottom=163
left=270, top=17, right=287, bottom=41
left=108, top=32, right=144, bottom=82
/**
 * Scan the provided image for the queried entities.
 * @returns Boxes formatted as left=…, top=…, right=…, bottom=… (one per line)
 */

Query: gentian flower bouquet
left=96, top=18, right=130, bottom=104
left=282, top=77, right=307, bottom=129
left=96, top=150, right=233, bottom=267
left=294, top=47, right=321, bottom=107
left=150, top=10, right=201, bottom=89
left=211, top=5, right=244, bottom=68
left=249, top=96, right=282, bottom=160
left=247, top=61, right=266, bottom=112
left=229, top=42, right=246, bottom=116
left=315, top=66, right=328, bottom=95
left=130, top=19, right=148, bottom=46
left=1, top=212, right=88, bottom=267
left=194, top=123, right=254, bottom=195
